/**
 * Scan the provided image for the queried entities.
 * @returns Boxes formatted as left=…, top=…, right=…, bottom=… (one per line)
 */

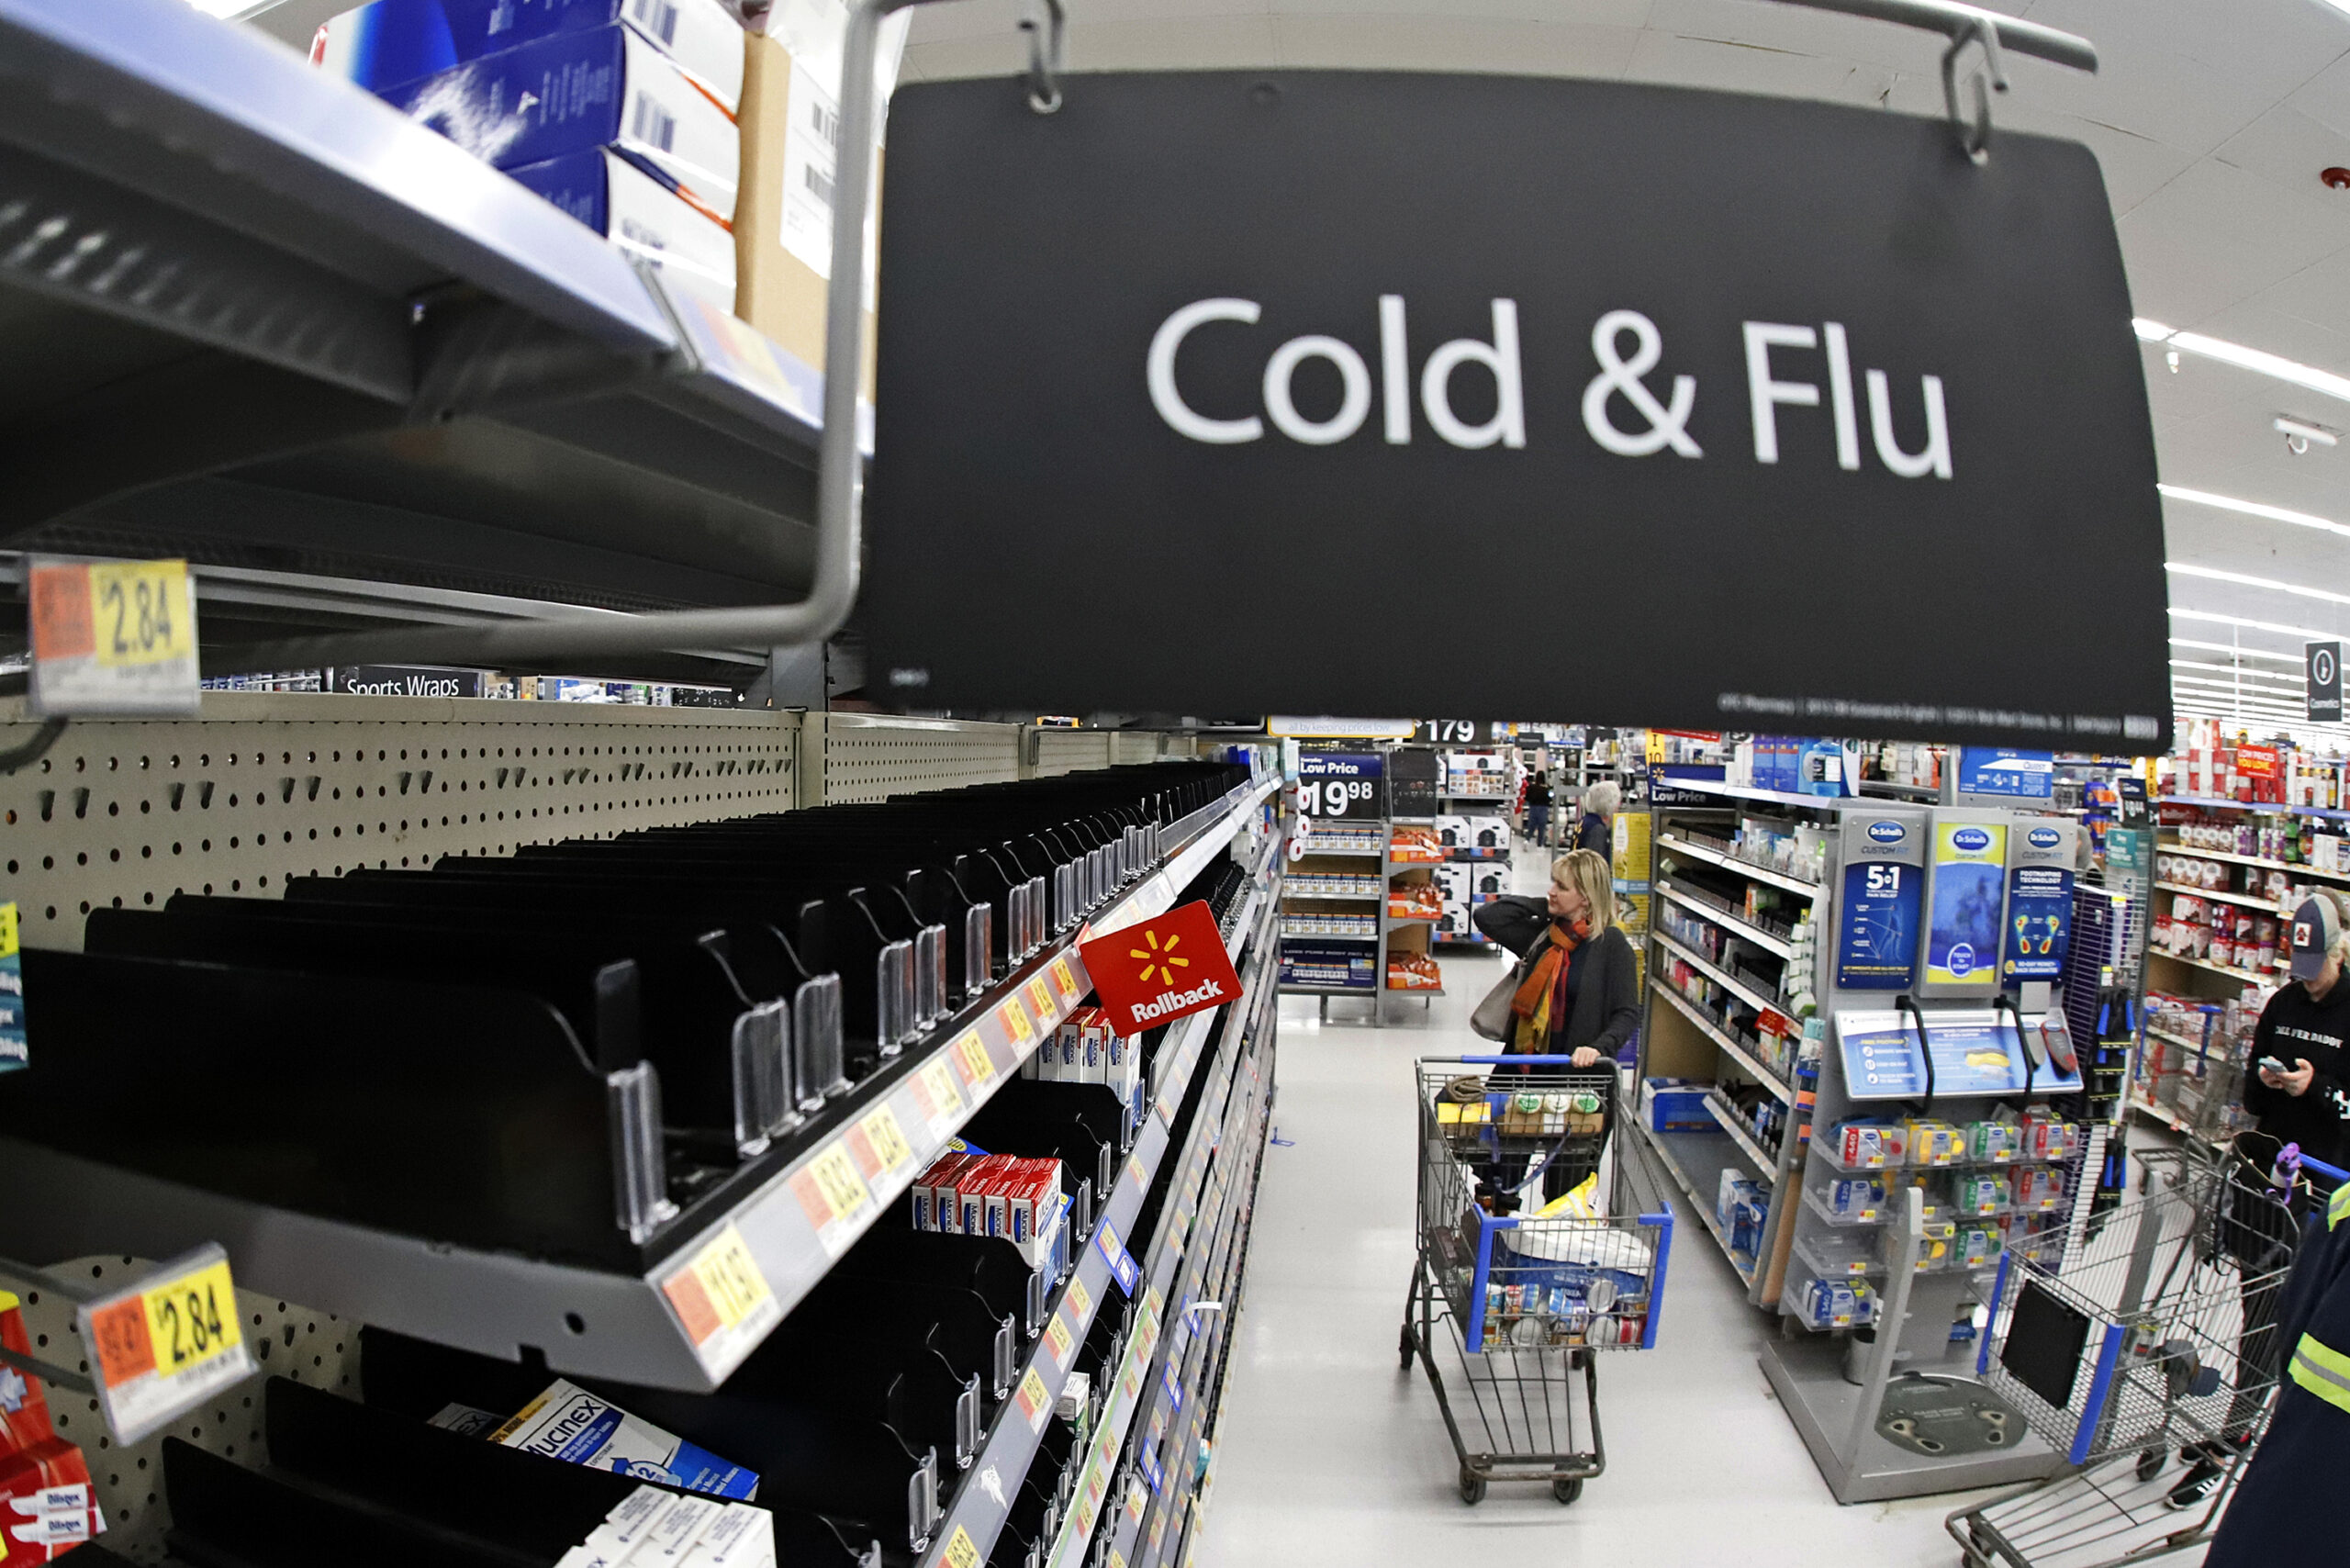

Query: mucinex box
left=506, top=148, right=735, bottom=314
left=490, top=1380, right=757, bottom=1498
left=382, top=24, right=740, bottom=216
left=313, top=0, right=745, bottom=110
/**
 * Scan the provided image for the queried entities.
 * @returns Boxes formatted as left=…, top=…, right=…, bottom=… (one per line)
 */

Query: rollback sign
left=867, top=73, right=2170, bottom=750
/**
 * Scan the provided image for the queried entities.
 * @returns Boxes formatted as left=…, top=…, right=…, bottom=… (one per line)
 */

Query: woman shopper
left=1472, top=850, right=1639, bottom=1207
left=1573, top=779, right=1619, bottom=859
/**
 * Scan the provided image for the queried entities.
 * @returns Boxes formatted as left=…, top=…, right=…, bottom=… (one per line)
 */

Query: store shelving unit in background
left=1278, top=817, right=1390, bottom=1020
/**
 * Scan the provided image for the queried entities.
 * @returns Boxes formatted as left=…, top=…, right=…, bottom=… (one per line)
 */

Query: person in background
left=2171, top=890, right=2350, bottom=1511
left=1524, top=769, right=1552, bottom=846
left=1574, top=778, right=1619, bottom=859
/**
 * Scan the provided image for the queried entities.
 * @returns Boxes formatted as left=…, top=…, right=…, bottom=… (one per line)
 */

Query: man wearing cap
left=2170, top=890, right=2350, bottom=1511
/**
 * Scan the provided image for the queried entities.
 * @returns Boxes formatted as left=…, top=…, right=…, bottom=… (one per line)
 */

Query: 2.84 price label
left=77, top=1244, right=256, bottom=1445
left=28, top=557, right=200, bottom=717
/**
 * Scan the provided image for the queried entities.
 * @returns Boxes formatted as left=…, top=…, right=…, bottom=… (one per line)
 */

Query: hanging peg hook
left=1940, top=13, right=2007, bottom=162
left=1021, top=0, right=1066, bottom=115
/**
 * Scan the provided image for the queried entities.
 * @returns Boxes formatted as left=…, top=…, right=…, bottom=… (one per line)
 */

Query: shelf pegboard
left=811, top=713, right=1023, bottom=803
left=0, top=694, right=797, bottom=948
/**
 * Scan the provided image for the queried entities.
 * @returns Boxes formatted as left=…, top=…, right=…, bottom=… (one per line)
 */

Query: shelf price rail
left=1087, top=980, right=1271, bottom=1568
left=1040, top=947, right=1276, bottom=1568
left=919, top=862, right=1280, bottom=1568
left=0, top=773, right=1281, bottom=1394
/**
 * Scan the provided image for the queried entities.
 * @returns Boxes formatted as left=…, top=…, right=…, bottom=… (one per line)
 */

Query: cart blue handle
left=2306, top=1154, right=2350, bottom=1183
left=1450, top=1056, right=1606, bottom=1066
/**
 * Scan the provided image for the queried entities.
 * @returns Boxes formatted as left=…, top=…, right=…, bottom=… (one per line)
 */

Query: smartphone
left=2259, top=1056, right=2289, bottom=1075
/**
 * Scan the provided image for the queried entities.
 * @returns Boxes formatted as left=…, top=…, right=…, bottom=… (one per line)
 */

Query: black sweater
left=1471, top=895, right=1640, bottom=1059
left=2246, top=980, right=2350, bottom=1165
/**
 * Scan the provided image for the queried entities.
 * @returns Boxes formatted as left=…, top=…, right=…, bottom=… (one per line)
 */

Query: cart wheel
left=1458, top=1466, right=1486, bottom=1505
left=1398, top=1323, right=1416, bottom=1372
left=2136, top=1447, right=2165, bottom=1483
left=1551, top=1477, right=1583, bottom=1505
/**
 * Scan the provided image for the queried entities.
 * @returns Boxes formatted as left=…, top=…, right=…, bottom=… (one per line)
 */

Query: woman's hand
left=1571, top=1046, right=1600, bottom=1068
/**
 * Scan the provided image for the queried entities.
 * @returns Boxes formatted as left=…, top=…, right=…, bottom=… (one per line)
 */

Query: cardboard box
left=1466, top=814, right=1509, bottom=850
left=1433, top=813, right=1470, bottom=848
left=383, top=24, right=739, bottom=213
left=314, top=0, right=745, bottom=111
left=492, top=1379, right=758, bottom=1497
left=734, top=0, right=908, bottom=392
left=508, top=147, right=736, bottom=314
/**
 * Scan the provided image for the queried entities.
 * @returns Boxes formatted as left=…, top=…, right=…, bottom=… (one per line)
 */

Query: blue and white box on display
left=314, top=0, right=745, bottom=110
left=508, top=148, right=736, bottom=313
left=1953, top=747, right=2055, bottom=801
left=377, top=23, right=741, bottom=216
left=1832, top=1008, right=2083, bottom=1102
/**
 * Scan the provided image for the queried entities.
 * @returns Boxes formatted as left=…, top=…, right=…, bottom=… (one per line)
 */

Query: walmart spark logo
left=1132, top=929, right=1192, bottom=988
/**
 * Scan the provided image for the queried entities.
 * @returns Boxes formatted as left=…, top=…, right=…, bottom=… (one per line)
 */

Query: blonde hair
left=1550, top=848, right=1616, bottom=931
left=1583, top=780, right=1621, bottom=818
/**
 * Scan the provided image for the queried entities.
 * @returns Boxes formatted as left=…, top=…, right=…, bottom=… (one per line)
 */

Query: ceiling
left=242, top=0, right=2350, bottom=739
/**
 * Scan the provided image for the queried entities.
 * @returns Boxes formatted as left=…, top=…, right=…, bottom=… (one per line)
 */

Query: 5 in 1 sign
left=867, top=73, right=2169, bottom=750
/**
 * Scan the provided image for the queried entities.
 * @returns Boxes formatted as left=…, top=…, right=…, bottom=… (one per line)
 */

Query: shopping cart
left=1397, top=1055, right=1674, bottom=1505
left=1945, top=1142, right=2343, bottom=1568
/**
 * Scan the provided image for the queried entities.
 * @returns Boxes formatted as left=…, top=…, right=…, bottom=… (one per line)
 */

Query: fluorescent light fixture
left=2170, top=637, right=2305, bottom=663
left=2160, top=485, right=2350, bottom=540
left=187, top=0, right=279, bottom=17
left=2168, top=659, right=2303, bottom=684
left=2167, top=561, right=2350, bottom=609
left=2132, top=319, right=2350, bottom=405
left=2171, top=607, right=2344, bottom=641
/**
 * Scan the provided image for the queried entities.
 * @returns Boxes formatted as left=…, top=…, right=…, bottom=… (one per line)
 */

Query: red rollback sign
left=1078, top=901, right=1244, bottom=1036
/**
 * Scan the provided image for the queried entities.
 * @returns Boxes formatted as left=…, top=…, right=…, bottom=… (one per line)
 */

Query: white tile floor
left=1196, top=846, right=1992, bottom=1567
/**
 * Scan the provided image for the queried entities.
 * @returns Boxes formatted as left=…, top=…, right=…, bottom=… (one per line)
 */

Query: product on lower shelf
left=450, top=1379, right=760, bottom=1500
left=1387, top=953, right=1443, bottom=990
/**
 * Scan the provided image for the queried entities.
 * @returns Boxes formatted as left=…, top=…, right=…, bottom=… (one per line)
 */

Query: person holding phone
left=2170, top=889, right=2350, bottom=1510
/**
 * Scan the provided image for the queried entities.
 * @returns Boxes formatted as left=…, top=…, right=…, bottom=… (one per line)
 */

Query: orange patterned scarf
left=1510, top=924, right=1580, bottom=1047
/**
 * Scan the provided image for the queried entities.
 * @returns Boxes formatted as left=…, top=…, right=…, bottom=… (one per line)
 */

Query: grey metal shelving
left=0, top=771, right=1280, bottom=1393
left=0, top=0, right=846, bottom=658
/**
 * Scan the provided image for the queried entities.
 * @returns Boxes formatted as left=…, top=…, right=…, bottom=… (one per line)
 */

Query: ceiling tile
left=901, top=31, right=1030, bottom=81
left=1623, top=29, right=1896, bottom=106
left=1270, top=14, right=1639, bottom=74
left=2213, top=102, right=2350, bottom=219
left=2117, top=154, right=2350, bottom=324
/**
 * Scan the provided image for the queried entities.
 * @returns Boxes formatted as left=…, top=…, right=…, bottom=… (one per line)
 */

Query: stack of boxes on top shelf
left=315, top=0, right=905, bottom=401
left=2163, top=734, right=2348, bottom=809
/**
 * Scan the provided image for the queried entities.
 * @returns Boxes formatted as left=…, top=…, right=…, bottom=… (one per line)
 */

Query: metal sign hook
left=1021, top=0, right=1067, bottom=115
left=1941, top=14, right=2007, bottom=164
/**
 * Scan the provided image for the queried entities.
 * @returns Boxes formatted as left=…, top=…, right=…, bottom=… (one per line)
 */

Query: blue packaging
left=506, top=147, right=734, bottom=312
left=314, top=0, right=744, bottom=109
left=382, top=23, right=739, bottom=212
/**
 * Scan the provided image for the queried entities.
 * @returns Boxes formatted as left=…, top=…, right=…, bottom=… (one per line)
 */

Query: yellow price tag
left=664, top=1225, right=774, bottom=1342
left=1014, top=1365, right=1053, bottom=1427
left=1026, top=976, right=1057, bottom=1024
left=80, top=1248, right=255, bottom=1444
left=0, top=902, right=17, bottom=961
left=856, top=1105, right=915, bottom=1177
left=791, top=1138, right=871, bottom=1231
left=1067, top=1276, right=1092, bottom=1321
left=1051, top=957, right=1082, bottom=1004
left=998, top=998, right=1035, bottom=1045
left=955, top=1032, right=997, bottom=1088
left=87, top=560, right=193, bottom=668
left=943, top=1526, right=982, bottom=1568
left=1045, top=1313, right=1075, bottom=1362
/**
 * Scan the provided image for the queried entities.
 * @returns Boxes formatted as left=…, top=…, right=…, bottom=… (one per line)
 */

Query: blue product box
left=382, top=23, right=739, bottom=213
left=507, top=147, right=734, bottom=312
left=1640, top=1076, right=1714, bottom=1133
left=315, top=0, right=744, bottom=109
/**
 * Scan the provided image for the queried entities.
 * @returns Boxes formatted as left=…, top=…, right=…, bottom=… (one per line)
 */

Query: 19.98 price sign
left=1296, top=752, right=1384, bottom=820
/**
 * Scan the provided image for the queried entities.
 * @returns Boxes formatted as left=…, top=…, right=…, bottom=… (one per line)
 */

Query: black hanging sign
left=866, top=73, right=2171, bottom=752
left=2310, top=641, right=2342, bottom=724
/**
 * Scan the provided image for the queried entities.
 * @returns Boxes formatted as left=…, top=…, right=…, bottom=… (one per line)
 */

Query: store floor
left=1197, top=849, right=1996, bottom=1567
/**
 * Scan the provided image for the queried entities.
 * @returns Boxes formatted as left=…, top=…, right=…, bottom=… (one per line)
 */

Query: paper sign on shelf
left=1050, top=956, right=1084, bottom=1006
left=1066, top=1276, right=1092, bottom=1322
left=789, top=1139, right=873, bottom=1255
left=78, top=1244, right=256, bottom=1445
left=1014, top=1366, right=1054, bottom=1429
left=1045, top=1312, right=1076, bottom=1364
left=911, top=1058, right=964, bottom=1139
left=1079, top=902, right=1242, bottom=1037
left=942, top=1524, right=982, bottom=1568
left=952, top=1031, right=997, bottom=1090
left=29, top=557, right=201, bottom=717
left=846, top=1105, right=915, bottom=1182
left=997, top=999, right=1035, bottom=1048
left=1095, top=1222, right=1140, bottom=1297
left=1027, top=976, right=1058, bottom=1027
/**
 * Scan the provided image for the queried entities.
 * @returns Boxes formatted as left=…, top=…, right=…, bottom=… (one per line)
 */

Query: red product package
left=0, top=1439, right=101, bottom=1561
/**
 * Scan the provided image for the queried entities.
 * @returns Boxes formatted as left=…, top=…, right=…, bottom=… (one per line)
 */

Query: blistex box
left=382, top=24, right=740, bottom=217
left=507, top=148, right=735, bottom=313
left=491, top=1379, right=757, bottom=1499
left=314, top=0, right=744, bottom=112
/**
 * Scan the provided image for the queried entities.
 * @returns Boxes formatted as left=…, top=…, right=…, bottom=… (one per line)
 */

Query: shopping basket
left=1398, top=1056, right=1674, bottom=1505
left=1945, top=1142, right=2342, bottom=1568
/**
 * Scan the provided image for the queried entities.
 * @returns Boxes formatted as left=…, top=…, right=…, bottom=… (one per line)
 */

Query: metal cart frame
left=1398, top=1055, right=1674, bottom=1504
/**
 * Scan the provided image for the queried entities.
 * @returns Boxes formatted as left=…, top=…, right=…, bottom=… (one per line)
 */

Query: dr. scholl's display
left=2001, top=822, right=2076, bottom=983
left=1836, top=1009, right=2083, bottom=1101
left=1835, top=813, right=1924, bottom=991
left=1926, top=821, right=2007, bottom=991
left=867, top=72, right=2170, bottom=749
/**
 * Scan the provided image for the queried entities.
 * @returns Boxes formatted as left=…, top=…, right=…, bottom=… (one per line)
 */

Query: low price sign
left=1079, top=901, right=1243, bottom=1036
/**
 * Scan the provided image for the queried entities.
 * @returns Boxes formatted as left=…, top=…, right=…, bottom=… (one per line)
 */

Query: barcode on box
left=811, top=100, right=840, bottom=149
left=803, top=163, right=834, bottom=208
left=618, top=218, right=667, bottom=254
left=629, top=0, right=680, bottom=45
left=630, top=95, right=677, bottom=153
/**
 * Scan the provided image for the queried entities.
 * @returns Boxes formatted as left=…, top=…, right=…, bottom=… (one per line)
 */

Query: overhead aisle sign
left=867, top=73, right=2169, bottom=751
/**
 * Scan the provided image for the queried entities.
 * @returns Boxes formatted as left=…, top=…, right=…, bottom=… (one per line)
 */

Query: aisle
left=1196, top=856, right=1986, bottom=1567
